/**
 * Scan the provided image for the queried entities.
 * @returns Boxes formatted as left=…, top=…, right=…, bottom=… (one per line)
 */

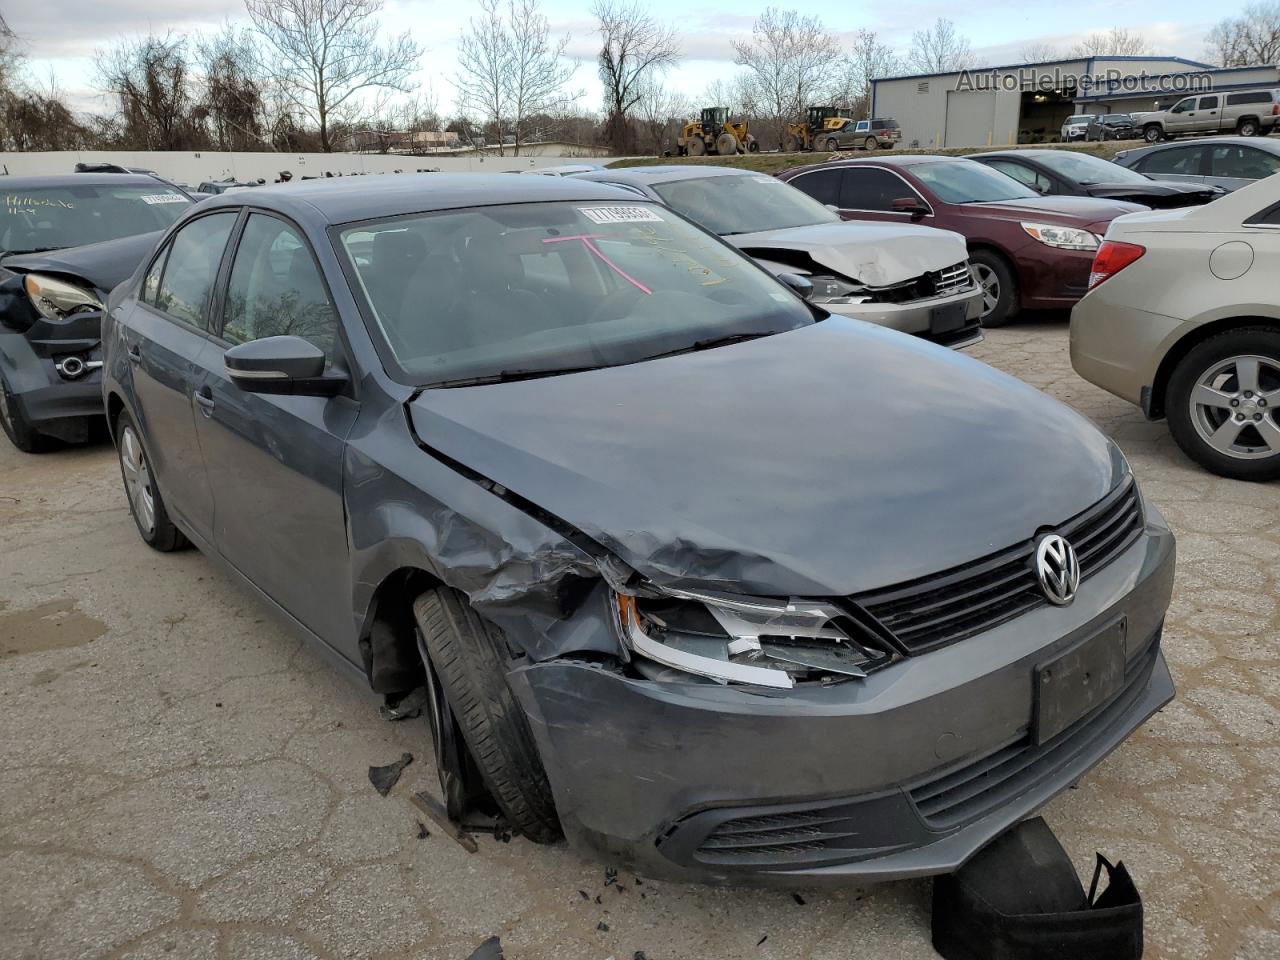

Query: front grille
left=853, top=478, right=1143, bottom=655
left=908, top=628, right=1161, bottom=830
left=867, top=260, right=974, bottom=304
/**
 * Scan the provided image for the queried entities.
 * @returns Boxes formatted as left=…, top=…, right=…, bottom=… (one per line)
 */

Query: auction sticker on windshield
left=580, top=206, right=663, bottom=224
left=140, top=193, right=188, bottom=205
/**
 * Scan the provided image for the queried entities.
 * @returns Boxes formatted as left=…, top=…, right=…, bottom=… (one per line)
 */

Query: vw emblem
left=1035, top=535, right=1080, bottom=606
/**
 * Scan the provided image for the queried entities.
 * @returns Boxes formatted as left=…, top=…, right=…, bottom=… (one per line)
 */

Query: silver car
left=1061, top=114, right=1094, bottom=142
left=576, top=166, right=984, bottom=348
left=1114, top=136, right=1280, bottom=193
left=1071, top=173, right=1280, bottom=480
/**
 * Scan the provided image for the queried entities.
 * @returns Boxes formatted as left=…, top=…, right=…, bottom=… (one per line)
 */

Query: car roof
left=0, top=174, right=172, bottom=190
left=829, top=154, right=965, bottom=167
left=577, top=165, right=758, bottom=185
left=1118, top=135, right=1280, bottom=158
left=193, top=172, right=647, bottom=224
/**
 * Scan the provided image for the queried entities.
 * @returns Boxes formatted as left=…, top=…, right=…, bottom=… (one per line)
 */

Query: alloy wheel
left=119, top=425, right=157, bottom=534
left=973, top=263, right=1000, bottom=317
left=1188, top=354, right=1280, bottom=459
left=0, top=383, right=11, bottom=434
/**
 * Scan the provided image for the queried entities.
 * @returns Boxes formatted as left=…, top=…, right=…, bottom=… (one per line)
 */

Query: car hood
left=407, top=320, right=1124, bottom=597
left=724, top=221, right=968, bottom=286
left=0, top=230, right=162, bottom=295
left=1085, top=181, right=1216, bottom=204
left=968, top=195, right=1148, bottom=226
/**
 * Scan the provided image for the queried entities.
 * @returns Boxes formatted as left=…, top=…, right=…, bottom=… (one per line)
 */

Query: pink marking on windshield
left=542, top=234, right=652, bottom=295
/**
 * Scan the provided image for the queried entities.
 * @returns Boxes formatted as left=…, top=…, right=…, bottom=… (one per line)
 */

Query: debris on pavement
left=791, top=892, right=806, bottom=906
left=416, top=820, right=430, bottom=839
left=605, top=867, right=618, bottom=886
left=597, top=921, right=610, bottom=932
left=368, top=752, right=413, bottom=796
left=465, top=936, right=504, bottom=959
left=379, top=686, right=428, bottom=721
left=757, top=935, right=768, bottom=946
left=410, top=790, right=480, bottom=853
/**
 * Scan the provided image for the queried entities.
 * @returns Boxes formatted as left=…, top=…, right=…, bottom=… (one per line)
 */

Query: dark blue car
left=101, top=174, right=1175, bottom=885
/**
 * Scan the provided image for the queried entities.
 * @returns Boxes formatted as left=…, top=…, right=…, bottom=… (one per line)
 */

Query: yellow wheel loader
left=676, top=107, right=760, bottom=156
left=783, top=105, right=855, bottom=152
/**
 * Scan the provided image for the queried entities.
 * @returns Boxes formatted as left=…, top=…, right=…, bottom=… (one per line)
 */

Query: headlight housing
left=612, top=585, right=894, bottom=688
left=805, top=275, right=868, bottom=305
left=23, top=273, right=105, bottom=322
left=1020, top=223, right=1099, bottom=252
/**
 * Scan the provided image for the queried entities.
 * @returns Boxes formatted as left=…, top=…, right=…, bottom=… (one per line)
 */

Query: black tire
left=114, top=408, right=187, bottom=551
left=1143, top=125, right=1163, bottom=143
left=0, top=372, right=53, bottom=453
left=1238, top=118, right=1260, bottom=137
left=825, top=137, right=839, bottom=152
left=783, top=132, right=800, bottom=153
left=747, top=138, right=760, bottom=153
left=686, top=136, right=706, bottom=157
left=970, top=250, right=1018, bottom=328
left=1165, top=327, right=1280, bottom=481
left=864, top=136, right=878, bottom=151
left=413, top=588, right=561, bottom=843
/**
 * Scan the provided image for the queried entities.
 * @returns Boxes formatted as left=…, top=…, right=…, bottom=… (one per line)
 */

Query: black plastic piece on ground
left=367, top=752, right=413, bottom=797
left=932, top=817, right=1142, bottom=960
left=465, top=936, right=504, bottom=959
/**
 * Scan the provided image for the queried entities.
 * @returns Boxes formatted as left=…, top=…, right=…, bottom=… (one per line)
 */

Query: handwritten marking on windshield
left=543, top=234, right=653, bottom=295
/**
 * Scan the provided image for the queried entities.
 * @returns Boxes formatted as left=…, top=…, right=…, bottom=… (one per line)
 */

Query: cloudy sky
left=4, top=0, right=1219, bottom=117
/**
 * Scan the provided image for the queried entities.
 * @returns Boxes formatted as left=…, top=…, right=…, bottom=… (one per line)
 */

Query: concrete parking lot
left=1, top=321, right=1277, bottom=960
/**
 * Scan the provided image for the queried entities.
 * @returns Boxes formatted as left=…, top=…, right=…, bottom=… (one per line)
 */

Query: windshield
left=1033, top=151, right=1150, bottom=184
left=651, top=174, right=838, bottom=235
left=339, top=201, right=814, bottom=386
left=1066, top=115, right=1092, bottom=124
left=1, top=184, right=191, bottom=255
left=904, top=160, right=1039, bottom=203
left=1104, top=115, right=1133, bottom=124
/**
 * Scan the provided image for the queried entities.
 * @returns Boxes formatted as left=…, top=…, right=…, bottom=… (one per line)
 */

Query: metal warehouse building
left=871, top=57, right=1280, bottom=148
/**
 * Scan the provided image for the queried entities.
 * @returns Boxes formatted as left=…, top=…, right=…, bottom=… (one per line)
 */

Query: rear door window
left=154, top=213, right=238, bottom=330
left=838, top=168, right=917, bottom=210
left=1199, top=95, right=1219, bottom=110
left=788, top=169, right=841, bottom=206
left=1208, top=145, right=1280, bottom=180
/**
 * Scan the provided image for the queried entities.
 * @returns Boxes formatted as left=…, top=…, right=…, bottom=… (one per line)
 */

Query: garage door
left=944, top=91, right=997, bottom=148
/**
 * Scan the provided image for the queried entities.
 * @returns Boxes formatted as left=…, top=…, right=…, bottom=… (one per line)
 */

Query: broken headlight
left=24, top=274, right=104, bottom=323
left=805, top=275, right=867, bottom=305
left=612, top=586, right=893, bottom=689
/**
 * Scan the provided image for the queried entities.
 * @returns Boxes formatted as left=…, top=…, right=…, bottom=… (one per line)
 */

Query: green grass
left=607, top=140, right=1141, bottom=174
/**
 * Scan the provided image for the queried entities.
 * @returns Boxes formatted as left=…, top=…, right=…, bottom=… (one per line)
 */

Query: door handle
left=127, top=344, right=142, bottom=365
left=196, top=387, right=215, bottom=417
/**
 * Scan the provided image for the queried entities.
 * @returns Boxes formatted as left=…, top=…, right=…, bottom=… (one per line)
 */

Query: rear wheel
left=686, top=136, right=706, bottom=157
left=864, top=136, right=878, bottom=151
left=1143, top=125, right=1163, bottom=143
left=1238, top=118, right=1260, bottom=137
left=115, top=409, right=187, bottom=551
left=747, top=137, right=760, bottom=153
left=783, top=132, right=800, bottom=153
left=1166, top=329, right=1280, bottom=481
left=970, top=250, right=1018, bottom=327
left=413, top=587, right=561, bottom=843
left=0, top=373, right=52, bottom=453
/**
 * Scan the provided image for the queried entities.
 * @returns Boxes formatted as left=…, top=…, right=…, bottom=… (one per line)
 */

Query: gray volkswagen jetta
left=102, top=174, right=1175, bottom=885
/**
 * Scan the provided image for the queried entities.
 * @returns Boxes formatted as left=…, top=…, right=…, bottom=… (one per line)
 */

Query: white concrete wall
left=0, top=149, right=599, bottom=186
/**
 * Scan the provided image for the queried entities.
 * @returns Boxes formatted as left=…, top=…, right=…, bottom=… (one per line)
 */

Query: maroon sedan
left=778, top=156, right=1145, bottom=326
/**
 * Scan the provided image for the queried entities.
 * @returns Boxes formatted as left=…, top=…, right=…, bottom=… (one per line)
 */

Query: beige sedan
left=1071, top=177, right=1280, bottom=481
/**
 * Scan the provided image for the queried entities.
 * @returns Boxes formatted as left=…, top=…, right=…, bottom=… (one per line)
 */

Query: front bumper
left=829, top=284, right=984, bottom=348
left=0, top=332, right=105, bottom=439
left=1017, top=246, right=1096, bottom=310
left=510, top=508, right=1175, bottom=886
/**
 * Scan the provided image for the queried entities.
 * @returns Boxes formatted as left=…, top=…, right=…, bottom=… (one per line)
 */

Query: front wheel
left=825, top=138, right=839, bottom=152
left=783, top=132, right=800, bottom=153
left=413, top=587, right=561, bottom=842
left=1166, top=329, right=1280, bottom=481
left=1143, top=125, right=1163, bottom=143
left=0, top=373, right=52, bottom=453
left=115, top=410, right=187, bottom=551
left=715, top=131, right=740, bottom=156
left=969, top=251, right=1018, bottom=327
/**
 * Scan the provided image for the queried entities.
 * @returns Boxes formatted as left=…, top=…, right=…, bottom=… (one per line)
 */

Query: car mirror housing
left=776, top=273, right=814, bottom=298
left=890, top=196, right=928, bottom=218
left=224, top=335, right=345, bottom=397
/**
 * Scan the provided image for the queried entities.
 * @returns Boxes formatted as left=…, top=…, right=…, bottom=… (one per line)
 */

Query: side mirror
left=891, top=196, right=929, bottom=218
left=776, top=273, right=814, bottom=298
left=224, top=335, right=345, bottom=397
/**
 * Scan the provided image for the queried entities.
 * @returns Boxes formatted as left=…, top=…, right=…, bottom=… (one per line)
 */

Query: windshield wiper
left=423, top=365, right=607, bottom=388
left=646, top=331, right=776, bottom=360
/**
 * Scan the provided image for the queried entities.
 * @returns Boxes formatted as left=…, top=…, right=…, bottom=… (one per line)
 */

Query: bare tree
left=832, top=29, right=900, bottom=116
left=1019, top=42, right=1061, bottom=62
left=507, top=0, right=580, bottom=154
left=1069, top=27, right=1149, bottom=57
left=195, top=27, right=269, bottom=151
left=593, top=0, right=679, bottom=154
left=1206, top=3, right=1280, bottom=65
left=733, top=8, right=837, bottom=147
left=907, top=18, right=974, bottom=74
left=96, top=34, right=201, bottom=150
left=454, top=0, right=510, bottom=153
left=246, top=0, right=421, bottom=152
left=635, top=78, right=691, bottom=154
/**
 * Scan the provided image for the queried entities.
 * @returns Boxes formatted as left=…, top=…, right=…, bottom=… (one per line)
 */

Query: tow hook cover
left=932, top=817, right=1143, bottom=960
